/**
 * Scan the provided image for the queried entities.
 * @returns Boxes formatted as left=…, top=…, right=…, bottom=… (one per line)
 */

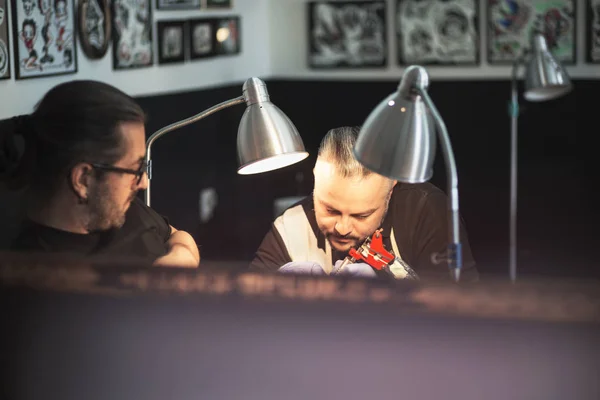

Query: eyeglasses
left=90, top=161, right=148, bottom=185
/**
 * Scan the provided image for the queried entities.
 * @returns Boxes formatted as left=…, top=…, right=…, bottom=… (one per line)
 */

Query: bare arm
left=153, top=226, right=200, bottom=268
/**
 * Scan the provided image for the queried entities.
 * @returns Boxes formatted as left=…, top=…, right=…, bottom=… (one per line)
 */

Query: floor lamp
left=509, top=32, right=573, bottom=282
left=353, top=66, right=463, bottom=282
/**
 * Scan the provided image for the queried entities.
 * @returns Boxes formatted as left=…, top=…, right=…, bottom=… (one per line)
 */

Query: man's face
left=86, top=122, right=148, bottom=232
left=313, top=159, right=394, bottom=253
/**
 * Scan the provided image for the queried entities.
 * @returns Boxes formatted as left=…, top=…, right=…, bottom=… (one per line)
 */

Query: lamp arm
left=418, top=87, right=462, bottom=282
left=509, top=55, right=525, bottom=283
left=144, top=96, right=246, bottom=207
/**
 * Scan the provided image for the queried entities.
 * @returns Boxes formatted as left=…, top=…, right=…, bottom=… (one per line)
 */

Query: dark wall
left=138, top=78, right=600, bottom=280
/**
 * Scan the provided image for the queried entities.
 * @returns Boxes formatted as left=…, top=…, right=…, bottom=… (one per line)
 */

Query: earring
left=78, top=195, right=88, bottom=205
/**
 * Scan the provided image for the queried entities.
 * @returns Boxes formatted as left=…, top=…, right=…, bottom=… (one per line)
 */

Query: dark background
left=136, top=78, right=600, bottom=281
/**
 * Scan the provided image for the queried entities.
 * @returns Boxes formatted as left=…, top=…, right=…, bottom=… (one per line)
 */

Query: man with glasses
left=0, top=80, right=199, bottom=268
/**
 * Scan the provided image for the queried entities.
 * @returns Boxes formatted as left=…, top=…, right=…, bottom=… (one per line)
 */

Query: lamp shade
left=237, top=78, right=309, bottom=175
left=353, top=66, right=436, bottom=183
left=524, top=33, right=572, bottom=102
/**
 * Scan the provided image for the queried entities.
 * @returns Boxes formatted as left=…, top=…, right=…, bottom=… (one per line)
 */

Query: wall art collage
left=308, top=0, right=600, bottom=68
left=0, top=0, right=238, bottom=79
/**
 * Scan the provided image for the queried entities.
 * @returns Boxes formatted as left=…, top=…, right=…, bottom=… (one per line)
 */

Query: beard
left=325, top=232, right=365, bottom=253
left=86, top=181, right=136, bottom=232
left=319, top=197, right=391, bottom=255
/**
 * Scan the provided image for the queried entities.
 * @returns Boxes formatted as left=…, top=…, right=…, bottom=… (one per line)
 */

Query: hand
left=332, top=260, right=377, bottom=278
left=278, top=261, right=326, bottom=276
left=389, top=258, right=419, bottom=280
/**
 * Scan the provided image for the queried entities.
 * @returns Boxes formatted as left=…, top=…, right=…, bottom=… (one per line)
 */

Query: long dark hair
left=0, top=80, right=146, bottom=194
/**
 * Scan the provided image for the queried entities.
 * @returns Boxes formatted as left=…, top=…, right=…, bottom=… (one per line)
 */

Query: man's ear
left=387, top=180, right=397, bottom=200
left=70, top=163, right=94, bottom=201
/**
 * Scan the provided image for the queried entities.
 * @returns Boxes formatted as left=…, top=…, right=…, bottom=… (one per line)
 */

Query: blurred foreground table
left=1, top=253, right=599, bottom=400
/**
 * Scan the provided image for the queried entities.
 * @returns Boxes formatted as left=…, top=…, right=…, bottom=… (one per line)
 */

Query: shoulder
left=391, top=182, right=446, bottom=206
left=273, top=195, right=322, bottom=247
left=123, top=197, right=170, bottom=234
left=128, top=197, right=165, bottom=220
left=10, top=222, right=40, bottom=251
left=394, top=181, right=445, bottom=196
left=274, top=197, right=312, bottom=231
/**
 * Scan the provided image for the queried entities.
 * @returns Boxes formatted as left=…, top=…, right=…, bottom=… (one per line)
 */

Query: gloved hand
left=389, top=258, right=419, bottom=280
left=332, top=260, right=377, bottom=278
left=278, top=261, right=326, bottom=275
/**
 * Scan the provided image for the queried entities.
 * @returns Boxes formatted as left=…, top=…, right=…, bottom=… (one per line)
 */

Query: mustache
left=326, top=232, right=361, bottom=242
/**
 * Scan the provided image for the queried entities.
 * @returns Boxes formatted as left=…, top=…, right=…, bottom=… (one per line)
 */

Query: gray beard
left=85, top=183, right=133, bottom=232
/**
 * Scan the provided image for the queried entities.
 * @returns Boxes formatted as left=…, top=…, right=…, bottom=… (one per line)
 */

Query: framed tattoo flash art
left=214, top=16, right=239, bottom=55
left=11, top=0, right=78, bottom=79
left=308, top=1, right=387, bottom=68
left=189, top=18, right=215, bottom=60
left=587, top=0, right=600, bottom=63
left=157, top=20, right=186, bottom=64
left=112, top=0, right=152, bottom=70
left=156, top=0, right=200, bottom=11
left=78, top=0, right=110, bottom=59
left=0, top=0, right=10, bottom=79
left=487, top=0, right=576, bottom=64
left=206, top=0, right=231, bottom=8
left=396, top=0, right=479, bottom=65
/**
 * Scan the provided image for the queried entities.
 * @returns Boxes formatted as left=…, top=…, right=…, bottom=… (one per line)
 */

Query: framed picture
left=11, top=0, right=78, bottom=79
left=396, top=0, right=479, bottom=65
left=587, top=0, right=600, bottom=63
left=308, top=1, right=387, bottom=68
left=0, top=0, right=10, bottom=79
left=157, top=20, right=186, bottom=64
left=189, top=18, right=215, bottom=59
left=78, top=0, right=111, bottom=59
left=487, top=0, right=576, bottom=65
left=214, top=16, right=240, bottom=55
left=112, top=0, right=152, bottom=70
left=206, top=0, right=231, bottom=8
left=157, top=0, right=200, bottom=11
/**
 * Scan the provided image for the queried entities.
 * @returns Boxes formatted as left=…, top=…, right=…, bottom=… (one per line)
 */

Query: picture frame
left=587, top=0, right=600, bottom=63
left=11, top=0, right=78, bottom=80
left=157, top=19, right=186, bottom=64
left=78, top=0, right=111, bottom=60
left=205, top=0, right=231, bottom=8
left=487, top=0, right=576, bottom=65
left=156, top=0, right=200, bottom=11
left=189, top=18, right=215, bottom=60
left=0, top=0, right=10, bottom=79
left=396, top=0, right=479, bottom=66
left=214, top=16, right=240, bottom=56
left=112, top=0, right=153, bottom=70
left=308, top=1, right=387, bottom=69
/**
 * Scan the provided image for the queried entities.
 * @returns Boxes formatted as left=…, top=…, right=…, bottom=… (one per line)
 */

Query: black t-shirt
left=10, top=198, right=172, bottom=263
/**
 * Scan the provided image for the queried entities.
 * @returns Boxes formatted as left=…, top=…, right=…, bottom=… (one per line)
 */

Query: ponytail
left=0, top=115, right=37, bottom=190
left=2, top=80, right=146, bottom=195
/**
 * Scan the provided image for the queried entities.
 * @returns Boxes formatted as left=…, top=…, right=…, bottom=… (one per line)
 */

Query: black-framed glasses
left=90, top=161, right=148, bottom=185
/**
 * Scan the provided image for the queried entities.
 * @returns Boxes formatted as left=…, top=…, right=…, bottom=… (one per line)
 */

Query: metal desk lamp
left=144, top=77, right=309, bottom=206
left=353, top=65, right=462, bottom=282
left=509, top=32, right=572, bottom=282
